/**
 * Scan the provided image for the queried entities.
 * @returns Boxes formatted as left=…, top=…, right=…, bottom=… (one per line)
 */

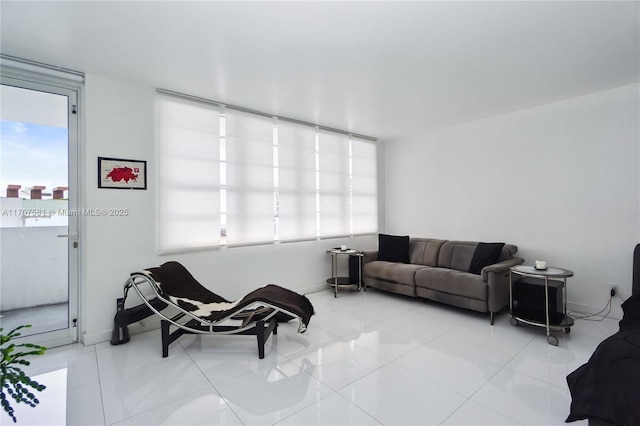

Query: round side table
left=325, top=249, right=364, bottom=297
left=509, top=265, right=575, bottom=346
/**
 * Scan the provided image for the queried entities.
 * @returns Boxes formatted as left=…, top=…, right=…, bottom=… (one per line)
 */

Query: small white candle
left=341, top=245, right=347, bottom=251
left=535, top=260, right=547, bottom=269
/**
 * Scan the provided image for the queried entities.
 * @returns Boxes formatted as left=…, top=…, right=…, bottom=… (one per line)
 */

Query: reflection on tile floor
left=2, top=288, right=613, bottom=425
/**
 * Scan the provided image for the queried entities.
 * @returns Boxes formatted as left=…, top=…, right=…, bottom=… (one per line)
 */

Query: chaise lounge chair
left=111, top=261, right=315, bottom=359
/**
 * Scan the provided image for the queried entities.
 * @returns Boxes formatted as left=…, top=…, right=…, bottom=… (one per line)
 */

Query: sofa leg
left=490, top=312, right=495, bottom=325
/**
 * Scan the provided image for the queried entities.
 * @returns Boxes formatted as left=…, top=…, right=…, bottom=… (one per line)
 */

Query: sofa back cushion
left=409, top=238, right=447, bottom=266
left=468, top=242, right=505, bottom=274
left=500, top=244, right=518, bottom=260
left=378, top=234, right=410, bottom=263
left=438, top=241, right=518, bottom=272
left=437, top=241, right=478, bottom=271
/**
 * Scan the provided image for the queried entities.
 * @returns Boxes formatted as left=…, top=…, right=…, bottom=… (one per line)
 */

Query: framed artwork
left=98, top=157, right=147, bottom=190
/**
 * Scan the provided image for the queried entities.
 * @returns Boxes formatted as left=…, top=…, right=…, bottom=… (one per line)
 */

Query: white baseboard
left=299, top=283, right=330, bottom=295
left=567, top=300, right=622, bottom=321
left=82, top=330, right=111, bottom=346
left=83, top=318, right=161, bottom=346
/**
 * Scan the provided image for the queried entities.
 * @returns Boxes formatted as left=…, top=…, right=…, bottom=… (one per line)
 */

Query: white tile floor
left=2, top=287, right=617, bottom=426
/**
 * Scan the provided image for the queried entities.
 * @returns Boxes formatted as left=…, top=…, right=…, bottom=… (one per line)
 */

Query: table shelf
left=326, top=277, right=359, bottom=286
left=511, top=308, right=574, bottom=328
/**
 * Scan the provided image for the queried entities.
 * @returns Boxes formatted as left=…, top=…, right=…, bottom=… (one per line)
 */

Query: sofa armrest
left=484, top=256, right=525, bottom=314
left=361, top=250, right=378, bottom=265
left=481, top=256, right=525, bottom=280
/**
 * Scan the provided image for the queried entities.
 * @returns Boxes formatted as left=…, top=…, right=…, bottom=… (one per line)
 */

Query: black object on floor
left=512, top=277, right=565, bottom=324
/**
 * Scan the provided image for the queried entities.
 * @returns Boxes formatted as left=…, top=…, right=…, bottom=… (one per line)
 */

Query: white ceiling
left=1, top=1, right=638, bottom=140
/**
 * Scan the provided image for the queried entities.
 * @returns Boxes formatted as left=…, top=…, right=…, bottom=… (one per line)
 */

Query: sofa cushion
left=378, top=234, right=410, bottom=263
left=409, top=238, right=447, bottom=266
left=437, top=241, right=478, bottom=272
left=500, top=244, right=517, bottom=260
left=415, top=267, right=487, bottom=301
left=366, top=277, right=416, bottom=297
left=364, top=261, right=427, bottom=286
left=468, top=242, right=505, bottom=275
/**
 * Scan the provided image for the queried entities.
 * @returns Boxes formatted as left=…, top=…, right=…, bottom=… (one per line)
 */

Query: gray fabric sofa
left=362, top=238, right=524, bottom=324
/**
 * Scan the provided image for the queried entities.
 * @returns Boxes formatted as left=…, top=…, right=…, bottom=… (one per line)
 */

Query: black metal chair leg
left=161, top=319, right=170, bottom=358
left=256, top=320, right=266, bottom=359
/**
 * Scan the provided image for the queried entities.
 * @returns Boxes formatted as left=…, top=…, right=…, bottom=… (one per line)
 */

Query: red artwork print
left=106, top=166, right=138, bottom=183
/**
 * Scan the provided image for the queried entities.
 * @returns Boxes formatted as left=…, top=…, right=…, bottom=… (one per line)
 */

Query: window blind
left=277, top=121, right=318, bottom=241
left=156, top=89, right=378, bottom=252
left=318, top=130, right=351, bottom=238
left=224, top=109, right=275, bottom=246
left=157, top=94, right=220, bottom=252
left=351, top=137, right=378, bottom=234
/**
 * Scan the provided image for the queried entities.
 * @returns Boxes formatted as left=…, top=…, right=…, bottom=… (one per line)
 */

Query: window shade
left=318, top=131, right=350, bottom=238
left=156, top=89, right=378, bottom=251
left=157, top=95, right=220, bottom=252
left=277, top=121, right=318, bottom=241
left=225, top=109, right=275, bottom=245
left=351, top=137, right=378, bottom=234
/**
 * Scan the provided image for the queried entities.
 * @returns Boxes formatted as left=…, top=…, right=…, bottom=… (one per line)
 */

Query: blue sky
left=0, top=120, right=68, bottom=196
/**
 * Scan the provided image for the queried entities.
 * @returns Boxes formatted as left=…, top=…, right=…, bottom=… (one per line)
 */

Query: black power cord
left=569, top=293, right=613, bottom=322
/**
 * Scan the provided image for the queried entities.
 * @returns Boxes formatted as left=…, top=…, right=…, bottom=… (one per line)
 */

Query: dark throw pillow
left=468, top=242, right=505, bottom=275
left=378, top=234, right=410, bottom=263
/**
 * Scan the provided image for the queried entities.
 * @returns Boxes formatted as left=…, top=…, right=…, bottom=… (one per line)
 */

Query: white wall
left=82, top=75, right=377, bottom=344
left=80, top=75, right=636, bottom=342
left=385, top=83, right=640, bottom=319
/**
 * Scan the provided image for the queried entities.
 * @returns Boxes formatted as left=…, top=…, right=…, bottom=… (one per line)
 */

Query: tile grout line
left=93, top=346, right=109, bottom=426
left=176, top=337, right=248, bottom=425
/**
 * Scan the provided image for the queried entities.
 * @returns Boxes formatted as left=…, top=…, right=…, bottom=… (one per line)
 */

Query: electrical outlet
left=609, top=284, right=618, bottom=297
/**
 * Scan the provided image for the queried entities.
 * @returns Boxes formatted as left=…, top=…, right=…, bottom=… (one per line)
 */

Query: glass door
left=0, top=80, right=79, bottom=347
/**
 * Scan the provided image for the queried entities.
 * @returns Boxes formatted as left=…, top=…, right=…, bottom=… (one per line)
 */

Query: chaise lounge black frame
left=114, top=261, right=314, bottom=359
